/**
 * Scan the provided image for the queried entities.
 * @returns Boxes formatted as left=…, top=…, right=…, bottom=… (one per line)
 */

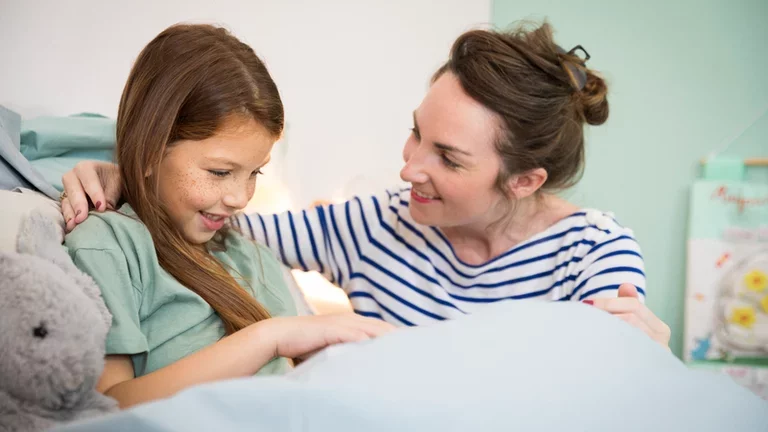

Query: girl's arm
left=98, top=313, right=393, bottom=409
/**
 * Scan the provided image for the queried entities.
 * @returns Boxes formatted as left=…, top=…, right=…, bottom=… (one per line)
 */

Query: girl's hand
left=586, top=284, right=671, bottom=349
left=61, top=161, right=122, bottom=232
left=256, top=313, right=396, bottom=359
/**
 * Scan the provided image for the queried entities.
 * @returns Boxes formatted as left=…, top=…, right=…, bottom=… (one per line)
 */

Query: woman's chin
left=408, top=205, right=440, bottom=227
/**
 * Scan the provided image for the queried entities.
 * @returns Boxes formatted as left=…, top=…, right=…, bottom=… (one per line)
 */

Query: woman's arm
left=233, top=196, right=379, bottom=287
left=99, top=313, right=393, bottom=409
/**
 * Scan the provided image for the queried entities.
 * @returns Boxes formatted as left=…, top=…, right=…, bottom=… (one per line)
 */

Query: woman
left=61, top=22, right=671, bottom=347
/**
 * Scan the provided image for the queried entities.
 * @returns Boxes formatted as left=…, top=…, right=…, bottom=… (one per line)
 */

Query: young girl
left=64, top=22, right=670, bottom=347
left=63, top=24, right=392, bottom=409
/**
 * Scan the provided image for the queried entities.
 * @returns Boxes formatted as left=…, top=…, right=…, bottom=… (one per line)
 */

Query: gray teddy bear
left=0, top=211, right=117, bottom=431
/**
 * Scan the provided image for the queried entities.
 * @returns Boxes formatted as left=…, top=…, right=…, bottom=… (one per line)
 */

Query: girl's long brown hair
left=116, top=24, right=284, bottom=334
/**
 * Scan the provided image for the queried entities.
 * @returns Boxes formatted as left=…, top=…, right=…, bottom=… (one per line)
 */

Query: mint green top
left=64, top=204, right=296, bottom=377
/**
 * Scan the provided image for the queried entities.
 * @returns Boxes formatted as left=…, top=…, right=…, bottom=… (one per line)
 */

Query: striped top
left=232, top=188, right=646, bottom=326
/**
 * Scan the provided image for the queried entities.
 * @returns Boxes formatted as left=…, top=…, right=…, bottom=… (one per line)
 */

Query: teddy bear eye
left=33, top=322, right=48, bottom=339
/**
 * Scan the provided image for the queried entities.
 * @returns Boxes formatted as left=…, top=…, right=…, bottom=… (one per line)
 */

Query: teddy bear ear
left=16, top=210, right=113, bottom=330
left=17, top=209, right=68, bottom=268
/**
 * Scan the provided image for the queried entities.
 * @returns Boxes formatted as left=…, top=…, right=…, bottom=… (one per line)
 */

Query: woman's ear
left=504, top=168, right=548, bottom=200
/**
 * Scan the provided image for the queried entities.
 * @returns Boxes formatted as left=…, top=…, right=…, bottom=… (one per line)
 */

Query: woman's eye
left=410, top=127, right=421, bottom=140
left=208, top=170, right=230, bottom=178
left=441, top=154, right=460, bottom=169
left=251, top=169, right=263, bottom=177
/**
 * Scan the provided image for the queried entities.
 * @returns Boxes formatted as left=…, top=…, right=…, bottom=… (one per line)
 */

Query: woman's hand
left=60, top=161, right=122, bottom=232
left=585, top=284, right=671, bottom=349
left=257, top=313, right=396, bottom=360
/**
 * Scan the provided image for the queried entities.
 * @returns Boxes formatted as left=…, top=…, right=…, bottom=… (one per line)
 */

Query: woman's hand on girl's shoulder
left=61, top=161, right=122, bottom=232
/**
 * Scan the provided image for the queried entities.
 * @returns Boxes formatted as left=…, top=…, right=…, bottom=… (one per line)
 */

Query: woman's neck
left=439, top=194, right=579, bottom=266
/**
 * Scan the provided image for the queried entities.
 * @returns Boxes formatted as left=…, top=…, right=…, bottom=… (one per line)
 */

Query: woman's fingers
left=615, top=313, right=653, bottom=337
left=61, top=170, right=90, bottom=223
left=61, top=198, right=76, bottom=232
left=589, top=298, right=647, bottom=316
left=96, top=162, right=122, bottom=209
left=587, top=297, right=671, bottom=348
left=74, top=161, right=109, bottom=212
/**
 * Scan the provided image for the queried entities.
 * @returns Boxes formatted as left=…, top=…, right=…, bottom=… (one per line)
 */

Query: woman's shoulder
left=332, top=185, right=412, bottom=214
left=568, top=209, right=634, bottom=233
left=371, top=185, right=421, bottom=225
left=561, top=208, right=641, bottom=251
left=382, top=185, right=412, bottom=207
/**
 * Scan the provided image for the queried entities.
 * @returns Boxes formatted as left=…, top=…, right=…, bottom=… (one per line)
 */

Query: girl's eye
left=208, top=170, right=230, bottom=178
left=251, top=169, right=263, bottom=177
left=410, top=127, right=421, bottom=140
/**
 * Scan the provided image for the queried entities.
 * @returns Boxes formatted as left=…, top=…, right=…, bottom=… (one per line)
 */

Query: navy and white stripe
left=234, top=188, right=646, bottom=326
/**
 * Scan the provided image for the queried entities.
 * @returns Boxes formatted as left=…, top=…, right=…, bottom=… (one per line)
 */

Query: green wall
left=492, top=0, right=768, bottom=356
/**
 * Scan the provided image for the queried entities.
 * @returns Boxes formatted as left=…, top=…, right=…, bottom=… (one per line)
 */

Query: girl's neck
left=439, top=194, right=579, bottom=266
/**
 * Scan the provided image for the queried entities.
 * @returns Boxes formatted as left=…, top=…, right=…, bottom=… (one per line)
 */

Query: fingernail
left=76, top=210, right=82, bottom=216
left=582, top=300, right=594, bottom=306
left=95, top=201, right=102, bottom=210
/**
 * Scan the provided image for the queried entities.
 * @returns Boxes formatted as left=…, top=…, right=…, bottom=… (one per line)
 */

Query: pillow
left=20, top=113, right=115, bottom=161
left=57, top=301, right=768, bottom=431
left=0, top=189, right=63, bottom=253
left=19, top=113, right=116, bottom=191
left=0, top=105, right=60, bottom=198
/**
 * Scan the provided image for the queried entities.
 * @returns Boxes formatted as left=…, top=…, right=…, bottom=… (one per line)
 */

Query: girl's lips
left=200, top=212, right=226, bottom=231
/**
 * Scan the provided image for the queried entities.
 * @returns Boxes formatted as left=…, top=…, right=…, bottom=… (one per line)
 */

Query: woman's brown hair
left=116, top=24, right=284, bottom=334
left=433, top=21, right=609, bottom=196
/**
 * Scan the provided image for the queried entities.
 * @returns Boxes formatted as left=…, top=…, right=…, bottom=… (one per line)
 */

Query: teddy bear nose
left=33, top=322, right=48, bottom=339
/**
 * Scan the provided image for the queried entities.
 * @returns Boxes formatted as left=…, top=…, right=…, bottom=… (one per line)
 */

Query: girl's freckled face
left=156, top=116, right=276, bottom=244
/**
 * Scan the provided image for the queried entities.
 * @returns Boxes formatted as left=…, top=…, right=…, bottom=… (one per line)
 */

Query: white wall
left=0, top=0, right=491, bottom=210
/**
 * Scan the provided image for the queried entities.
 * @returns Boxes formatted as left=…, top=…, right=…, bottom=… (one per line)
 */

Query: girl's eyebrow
left=205, top=157, right=240, bottom=168
left=206, top=154, right=272, bottom=169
